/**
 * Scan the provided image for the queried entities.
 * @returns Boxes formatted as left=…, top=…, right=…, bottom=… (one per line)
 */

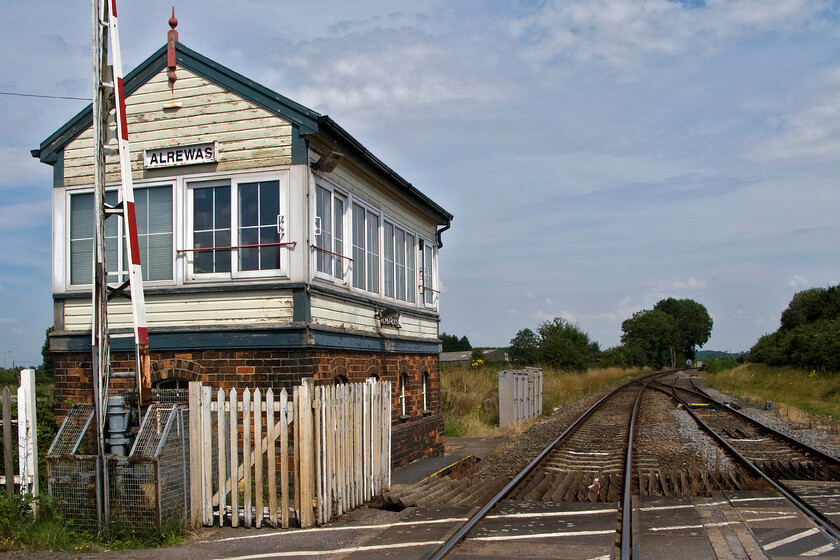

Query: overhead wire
left=0, top=91, right=91, bottom=101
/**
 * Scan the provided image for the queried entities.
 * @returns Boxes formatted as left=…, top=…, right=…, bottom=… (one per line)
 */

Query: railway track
left=380, top=370, right=840, bottom=559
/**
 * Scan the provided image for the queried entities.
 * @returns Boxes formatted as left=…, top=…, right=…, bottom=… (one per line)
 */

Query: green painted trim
left=292, top=287, right=311, bottom=323
left=291, top=130, right=308, bottom=165
left=52, top=151, right=64, bottom=188
left=50, top=325, right=441, bottom=355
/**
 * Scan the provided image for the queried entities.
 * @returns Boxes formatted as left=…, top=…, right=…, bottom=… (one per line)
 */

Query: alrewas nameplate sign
left=144, top=142, right=218, bottom=169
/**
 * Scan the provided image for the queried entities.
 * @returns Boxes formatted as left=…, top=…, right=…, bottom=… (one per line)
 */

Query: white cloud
left=673, top=277, right=708, bottom=290
left=788, top=274, right=809, bottom=288
left=507, top=0, right=821, bottom=77
left=532, top=310, right=555, bottom=322
left=559, top=311, right=578, bottom=324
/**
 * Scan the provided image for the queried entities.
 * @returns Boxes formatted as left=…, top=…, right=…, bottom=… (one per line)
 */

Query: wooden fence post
left=17, top=369, right=38, bottom=496
left=280, top=388, right=289, bottom=529
left=216, top=388, right=227, bottom=527
left=188, top=381, right=203, bottom=525
left=298, top=378, right=315, bottom=528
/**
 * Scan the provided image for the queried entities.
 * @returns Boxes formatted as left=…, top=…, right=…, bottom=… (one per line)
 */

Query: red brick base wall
left=53, top=347, right=443, bottom=466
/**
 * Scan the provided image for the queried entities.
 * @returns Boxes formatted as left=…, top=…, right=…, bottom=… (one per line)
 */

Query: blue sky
left=2, top=0, right=840, bottom=366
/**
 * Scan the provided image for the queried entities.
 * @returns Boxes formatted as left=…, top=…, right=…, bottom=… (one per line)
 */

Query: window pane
left=104, top=191, right=120, bottom=282
left=193, top=185, right=231, bottom=274
left=146, top=233, right=173, bottom=280
left=239, top=181, right=280, bottom=272
left=395, top=228, right=405, bottom=301
left=384, top=222, right=394, bottom=298
left=406, top=233, right=415, bottom=303
left=259, top=181, right=279, bottom=226
left=193, top=231, right=213, bottom=273
left=315, top=186, right=332, bottom=274
left=352, top=204, right=365, bottom=289
left=215, top=188, right=230, bottom=228
left=424, top=243, right=434, bottom=305
left=333, top=196, right=344, bottom=280
left=239, top=182, right=258, bottom=227
left=367, top=214, right=379, bottom=293
left=138, top=186, right=173, bottom=281
left=70, top=193, right=94, bottom=284
left=194, top=188, right=213, bottom=231
left=260, top=226, right=279, bottom=270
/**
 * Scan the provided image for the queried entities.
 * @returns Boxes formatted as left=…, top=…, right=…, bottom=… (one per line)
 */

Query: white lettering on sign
left=144, top=142, right=218, bottom=169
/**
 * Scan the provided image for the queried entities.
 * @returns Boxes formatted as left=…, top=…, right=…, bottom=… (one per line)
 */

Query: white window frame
left=382, top=218, right=417, bottom=305
left=350, top=200, right=380, bottom=296
left=186, top=171, right=289, bottom=282
left=313, top=180, right=349, bottom=284
left=419, top=238, right=438, bottom=309
left=65, top=182, right=175, bottom=289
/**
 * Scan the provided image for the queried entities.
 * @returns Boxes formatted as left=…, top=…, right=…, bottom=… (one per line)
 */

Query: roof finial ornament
left=167, top=7, right=178, bottom=93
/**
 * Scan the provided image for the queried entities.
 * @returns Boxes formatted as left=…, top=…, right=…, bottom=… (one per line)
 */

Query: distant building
left=35, top=40, right=452, bottom=467
left=440, top=349, right=510, bottom=363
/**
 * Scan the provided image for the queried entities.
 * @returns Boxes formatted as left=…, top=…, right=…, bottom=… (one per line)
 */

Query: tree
left=509, top=328, right=539, bottom=365
left=750, top=285, right=840, bottom=370
left=41, top=326, right=55, bottom=380
left=621, top=309, right=679, bottom=369
left=440, top=332, right=471, bottom=352
left=536, top=318, right=592, bottom=372
left=780, top=286, right=840, bottom=331
left=653, top=298, right=713, bottom=361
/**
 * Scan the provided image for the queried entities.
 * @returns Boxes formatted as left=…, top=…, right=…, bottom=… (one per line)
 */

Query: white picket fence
left=188, top=378, right=391, bottom=529
left=498, top=367, right=543, bottom=427
left=1, top=369, right=38, bottom=496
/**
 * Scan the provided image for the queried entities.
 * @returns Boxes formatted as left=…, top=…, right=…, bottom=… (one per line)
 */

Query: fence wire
left=47, top=402, right=189, bottom=536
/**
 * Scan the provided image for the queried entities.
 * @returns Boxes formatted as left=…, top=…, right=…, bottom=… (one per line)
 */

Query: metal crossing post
left=90, top=0, right=151, bottom=535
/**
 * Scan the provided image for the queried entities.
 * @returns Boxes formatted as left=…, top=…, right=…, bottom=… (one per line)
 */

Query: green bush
left=703, top=357, right=738, bottom=374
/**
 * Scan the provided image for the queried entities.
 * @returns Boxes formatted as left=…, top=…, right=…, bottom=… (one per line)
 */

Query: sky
left=2, top=0, right=840, bottom=367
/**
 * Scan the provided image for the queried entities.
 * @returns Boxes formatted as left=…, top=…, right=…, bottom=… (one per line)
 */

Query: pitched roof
left=36, top=42, right=452, bottom=225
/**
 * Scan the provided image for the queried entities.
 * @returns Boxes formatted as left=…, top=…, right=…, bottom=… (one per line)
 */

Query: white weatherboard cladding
left=63, top=291, right=294, bottom=331
left=310, top=293, right=438, bottom=340
left=61, top=69, right=294, bottom=186
left=324, top=162, right=437, bottom=241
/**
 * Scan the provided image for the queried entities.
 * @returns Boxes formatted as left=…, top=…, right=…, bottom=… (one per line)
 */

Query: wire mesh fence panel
left=47, top=403, right=190, bottom=535
left=47, top=455, right=99, bottom=534
left=48, top=404, right=95, bottom=456
left=108, top=457, right=159, bottom=535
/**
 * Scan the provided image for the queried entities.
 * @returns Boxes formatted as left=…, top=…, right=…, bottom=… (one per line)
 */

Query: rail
left=424, top=370, right=674, bottom=560
left=655, top=379, right=840, bottom=546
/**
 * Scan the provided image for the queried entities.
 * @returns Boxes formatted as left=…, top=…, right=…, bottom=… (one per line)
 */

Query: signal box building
left=35, top=41, right=452, bottom=466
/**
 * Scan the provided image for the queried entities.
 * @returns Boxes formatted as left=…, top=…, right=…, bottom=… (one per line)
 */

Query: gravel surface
left=474, top=386, right=616, bottom=481
left=474, top=372, right=840, bottom=483
left=695, top=379, right=840, bottom=459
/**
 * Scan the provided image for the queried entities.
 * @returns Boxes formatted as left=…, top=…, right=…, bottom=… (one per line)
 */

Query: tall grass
left=705, top=363, right=840, bottom=422
left=440, top=363, right=647, bottom=437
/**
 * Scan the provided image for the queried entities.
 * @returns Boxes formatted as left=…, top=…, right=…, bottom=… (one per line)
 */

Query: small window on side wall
left=399, top=374, right=408, bottom=418
left=422, top=372, right=430, bottom=413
